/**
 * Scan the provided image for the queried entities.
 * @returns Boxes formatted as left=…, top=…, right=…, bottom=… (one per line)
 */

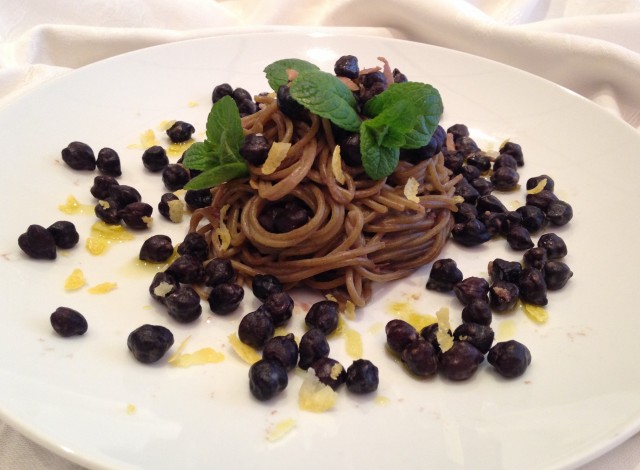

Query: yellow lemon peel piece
left=140, top=129, right=158, bottom=148
left=266, top=418, right=296, bottom=442
left=298, top=369, right=338, bottom=413
left=404, top=177, right=420, bottom=203
left=387, top=300, right=436, bottom=332
left=85, top=237, right=108, bottom=255
left=344, top=325, right=363, bottom=360
left=262, top=142, right=291, bottom=175
left=228, top=333, right=261, bottom=365
left=90, top=221, right=134, bottom=241
left=435, top=307, right=454, bottom=353
left=170, top=347, right=225, bottom=367
left=331, top=145, right=346, bottom=185
left=64, top=268, right=86, bottom=291
left=523, top=302, right=549, bottom=324
left=58, top=195, right=93, bottom=214
left=87, top=282, right=117, bottom=294
left=214, top=204, right=232, bottom=252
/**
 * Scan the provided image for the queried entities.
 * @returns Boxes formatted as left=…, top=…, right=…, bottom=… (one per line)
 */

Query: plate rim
left=1, top=30, right=639, bottom=470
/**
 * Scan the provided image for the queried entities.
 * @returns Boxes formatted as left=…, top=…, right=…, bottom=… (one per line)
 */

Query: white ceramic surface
left=0, top=33, right=639, bottom=470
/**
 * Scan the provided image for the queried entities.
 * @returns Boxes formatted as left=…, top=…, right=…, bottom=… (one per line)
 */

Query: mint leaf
left=363, top=81, right=442, bottom=149
left=290, top=70, right=362, bottom=132
left=362, top=101, right=415, bottom=148
left=357, top=82, right=443, bottom=180
left=184, top=162, right=248, bottom=190
left=205, top=95, right=244, bottom=163
left=364, top=82, right=442, bottom=121
left=360, top=126, right=400, bottom=180
left=264, top=58, right=320, bottom=91
left=182, top=142, right=215, bottom=171
left=402, top=115, right=432, bottom=149
left=182, top=95, right=248, bottom=189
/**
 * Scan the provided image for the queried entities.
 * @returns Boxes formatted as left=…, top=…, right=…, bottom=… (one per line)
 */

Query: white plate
left=1, top=32, right=639, bottom=470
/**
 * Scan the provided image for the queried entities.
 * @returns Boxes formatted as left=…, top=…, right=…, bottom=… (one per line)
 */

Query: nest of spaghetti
left=189, top=93, right=461, bottom=308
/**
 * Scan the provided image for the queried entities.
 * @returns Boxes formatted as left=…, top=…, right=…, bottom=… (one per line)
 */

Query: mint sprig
left=263, top=59, right=443, bottom=181
left=363, top=81, right=443, bottom=150
left=360, top=82, right=443, bottom=179
left=263, top=58, right=320, bottom=91
left=182, top=95, right=248, bottom=189
left=289, top=70, right=362, bottom=132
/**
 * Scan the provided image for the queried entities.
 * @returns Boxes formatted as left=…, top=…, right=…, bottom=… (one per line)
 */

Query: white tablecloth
left=1, top=1, right=639, bottom=468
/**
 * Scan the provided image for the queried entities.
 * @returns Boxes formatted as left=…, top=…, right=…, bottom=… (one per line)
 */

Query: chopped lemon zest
left=228, top=333, right=261, bottom=365
left=435, top=307, right=454, bottom=353
left=214, top=204, right=232, bottom=251
left=125, top=404, right=137, bottom=415
left=158, top=120, right=176, bottom=131
left=266, top=418, right=296, bottom=442
left=344, top=326, right=363, bottom=359
left=404, top=177, right=420, bottom=203
left=331, top=145, right=346, bottom=185
left=343, top=300, right=356, bottom=320
left=86, top=237, right=108, bottom=255
left=90, top=221, right=134, bottom=241
left=64, top=268, right=86, bottom=291
left=523, top=302, right=549, bottom=324
left=169, top=345, right=225, bottom=367
left=452, top=195, right=465, bottom=204
left=58, top=195, right=93, bottom=214
left=187, top=101, right=199, bottom=108
left=87, top=282, right=117, bottom=294
left=298, top=369, right=338, bottom=413
left=386, top=300, right=436, bottom=332
left=168, top=336, right=191, bottom=362
left=527, top=178, right=548, bottom=195
left=140, top=129, right=158, bottom=148
left=262, top=142, right=291, bottom=175
left=167, top=140, right=194, bottom=158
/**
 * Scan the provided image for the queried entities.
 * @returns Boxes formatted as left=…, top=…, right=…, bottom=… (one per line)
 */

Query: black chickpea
left=208, top=283, right=244, bottom=315
left=238, top=309, right=275, bottom=349
left=50, top=307, right=88, bottom=337
left=139, top=234, right=174, bottom=263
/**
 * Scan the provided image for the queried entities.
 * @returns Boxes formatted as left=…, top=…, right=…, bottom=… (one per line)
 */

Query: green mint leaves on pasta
left=360, top=82, right=443, bottom=179
left=182, top=95, right=248, bottom=189
left=289, top=70, right=362, bottom=133
left=264, top=58, right=443, bottom=181
left=264, top=58, right=320, bottom=91
left=265, top=59, right=361, bottom=132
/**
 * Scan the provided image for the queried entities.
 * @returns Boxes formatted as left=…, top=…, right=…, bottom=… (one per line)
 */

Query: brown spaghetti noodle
left=189, top=93, right=461, bottom=307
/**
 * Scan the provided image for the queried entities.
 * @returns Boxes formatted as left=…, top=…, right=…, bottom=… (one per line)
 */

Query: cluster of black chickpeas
left=382, top=125, right=574, bottom=382
left=22, top=120, right=210, bottom=339
left=134, top=240, right=381, bottom=400
left=239, top=277, right=380, bottom=401
left=18, top=220, right=79, bottom=260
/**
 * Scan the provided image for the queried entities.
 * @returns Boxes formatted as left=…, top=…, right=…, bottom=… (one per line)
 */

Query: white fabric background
left=1, top=1, right=639, bottom=468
